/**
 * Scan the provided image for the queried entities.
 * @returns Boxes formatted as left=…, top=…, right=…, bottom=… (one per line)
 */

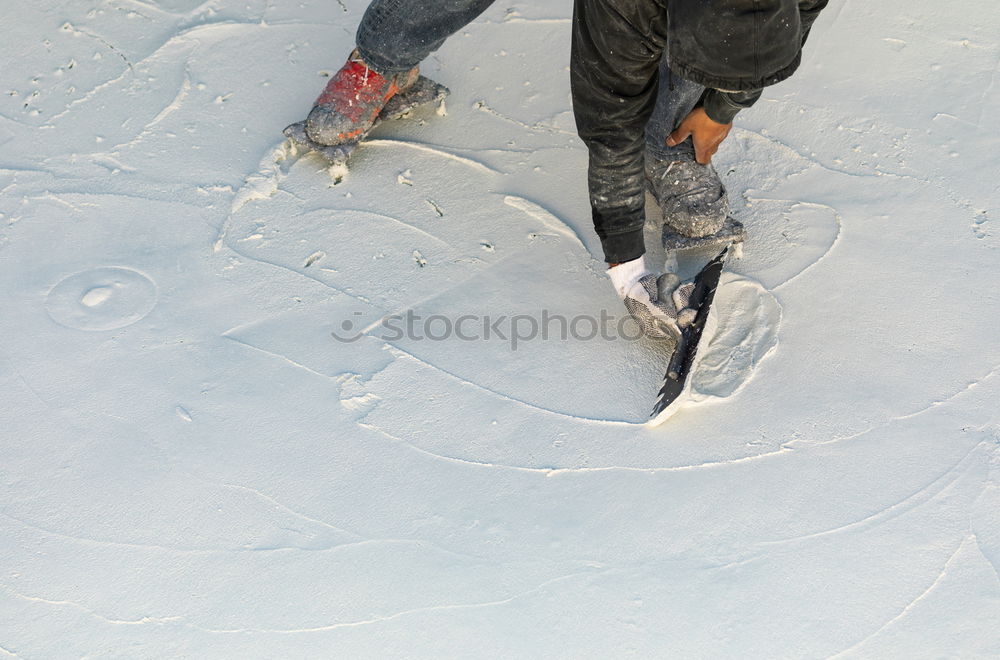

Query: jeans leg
left=356, top=0, right=497, bottom=74
left=644, top=55, right=706, bottom=162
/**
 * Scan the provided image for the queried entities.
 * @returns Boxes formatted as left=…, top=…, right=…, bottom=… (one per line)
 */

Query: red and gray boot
left=305, top=50, right=419, bottom=146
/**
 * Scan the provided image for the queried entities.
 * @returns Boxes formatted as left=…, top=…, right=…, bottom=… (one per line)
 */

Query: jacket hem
left=668, top=52, right=802, bottom=93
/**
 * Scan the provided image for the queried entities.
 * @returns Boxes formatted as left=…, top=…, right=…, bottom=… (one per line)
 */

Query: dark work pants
left=571, top=0, right=683, bottom=264
left=355, top=0, right=706, bottom=263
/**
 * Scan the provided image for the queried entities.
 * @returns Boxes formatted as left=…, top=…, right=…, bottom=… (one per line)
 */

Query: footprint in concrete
left=690, top=274, right=781, bottom=402
left=729, top=200, right=841, bottom=291
left=45, top=267, right=157, bottom=331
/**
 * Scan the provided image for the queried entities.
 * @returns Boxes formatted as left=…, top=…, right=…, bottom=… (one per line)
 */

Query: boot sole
left=661, top=216, right=746, bottom=252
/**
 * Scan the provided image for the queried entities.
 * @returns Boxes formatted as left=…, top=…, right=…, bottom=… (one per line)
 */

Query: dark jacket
left=571, top=0, right=828, bottom=263
left=669, top=0, right=828, bottom=91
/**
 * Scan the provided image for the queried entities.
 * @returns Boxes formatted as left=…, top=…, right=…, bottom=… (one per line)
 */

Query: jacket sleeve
left=702, top=88, right=763, bottom=124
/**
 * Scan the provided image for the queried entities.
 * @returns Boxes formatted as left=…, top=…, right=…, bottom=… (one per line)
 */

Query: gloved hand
left=608, top=257, right=696, bottom=340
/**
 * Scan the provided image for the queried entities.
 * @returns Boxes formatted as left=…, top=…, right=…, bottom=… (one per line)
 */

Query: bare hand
left=666, top=107, right=733, bottom=165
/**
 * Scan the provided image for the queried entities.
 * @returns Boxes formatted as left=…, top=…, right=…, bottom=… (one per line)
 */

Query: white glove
left=608, top=256, right=696, bottom=340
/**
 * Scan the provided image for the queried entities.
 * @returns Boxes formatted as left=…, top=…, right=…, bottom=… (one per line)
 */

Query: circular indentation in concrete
left=46, top=267, right=157, bottom=331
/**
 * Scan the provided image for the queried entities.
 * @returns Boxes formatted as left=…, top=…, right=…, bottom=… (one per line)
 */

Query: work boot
left=646, top=156, right=736, bottom=249
left=305, top=50, right=419, bottom=146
